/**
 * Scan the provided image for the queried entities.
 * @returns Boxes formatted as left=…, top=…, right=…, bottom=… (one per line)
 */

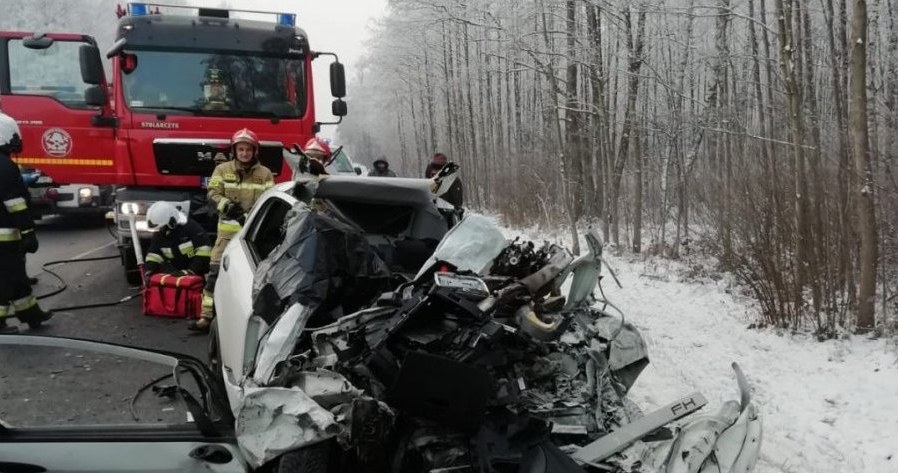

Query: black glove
left=21, top=231, right=38, bottom=254
left=225, top=202, right=245, bottom=220
left=220, top=200, right=234, bottom=216
left=175, top=269, right=195, bottom=276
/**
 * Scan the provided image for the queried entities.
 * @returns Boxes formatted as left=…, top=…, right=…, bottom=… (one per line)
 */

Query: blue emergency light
left=126, top=2, right=295, bottom=25
left=129, top=2, right=148, bottom=16
left=278, top=14, right=296, bottom=26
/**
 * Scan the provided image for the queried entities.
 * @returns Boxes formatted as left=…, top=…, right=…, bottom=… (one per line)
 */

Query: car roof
left=286, top=175, right=448, bottom=242
left=294, top=175, right=437, bottom=207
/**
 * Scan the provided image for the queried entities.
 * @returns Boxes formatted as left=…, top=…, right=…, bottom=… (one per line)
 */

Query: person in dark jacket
left=0, top=112, right=52, bottom=334
left=425, top=152, right=463, bottom=207
left=368, top=157, right=397, bottom=177
left=424, top=152, right=448, bottom=178
left=144, top=201, right=212, bottom=277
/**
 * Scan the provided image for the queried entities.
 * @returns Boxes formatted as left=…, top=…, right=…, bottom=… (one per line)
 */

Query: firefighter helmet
left=303, top=137, right=331, bottom=160
left=0, top=111, right=23, bottom=154
left=146, top=202, right=187, bottom=231
left=231, top=128, right=259, bottom=153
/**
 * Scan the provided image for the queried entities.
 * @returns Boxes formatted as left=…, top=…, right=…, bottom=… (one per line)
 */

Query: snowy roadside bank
left=600, top=254, right=898, bottom=473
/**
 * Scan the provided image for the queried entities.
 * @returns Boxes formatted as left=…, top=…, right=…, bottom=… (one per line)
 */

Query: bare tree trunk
left=564, top=0, right=585, bottom=227
left=632, top=113, right=643, bottom=253
left=586, top=5, right=606, bottom=221
left=610, top=6, right=646, bottom=247
left=749, top=0, right=778, bottom=237
left=849, top=0, right=878, bottom=329
left=824, top=0, right=856, bottom=320
left=800, top=2, right=826, bottom=321
left=776, top=0, right=813, bottom=324
left=670, top=0, right=697, bottom=258
left=535, top=0, right=579, bottom=254
left=423, top=49, right=438, bottom=152
left=462, top=21, right=483, bottom=206
left=714, top=0, right=733, bottom=264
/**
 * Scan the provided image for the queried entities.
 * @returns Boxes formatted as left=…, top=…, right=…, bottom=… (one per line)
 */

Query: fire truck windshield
left=122, top=49, right=306, bottom=118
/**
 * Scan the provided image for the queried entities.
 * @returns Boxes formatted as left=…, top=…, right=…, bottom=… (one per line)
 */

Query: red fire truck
left=0, top=3, right=347, bottom=283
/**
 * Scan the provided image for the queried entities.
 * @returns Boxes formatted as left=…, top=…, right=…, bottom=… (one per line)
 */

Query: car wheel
left=207, top=318, right=224, bottom=385
left=276, top=442, right=331, bottom=473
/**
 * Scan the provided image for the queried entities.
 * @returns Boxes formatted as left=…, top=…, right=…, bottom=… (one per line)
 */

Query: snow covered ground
left=597, top=252, right=897, bottom=473
left=501, top=221, right=898, bottom=473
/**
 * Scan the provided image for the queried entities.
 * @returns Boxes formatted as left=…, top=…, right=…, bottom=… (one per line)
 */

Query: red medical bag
left=142, top=273, right=204, bottom=319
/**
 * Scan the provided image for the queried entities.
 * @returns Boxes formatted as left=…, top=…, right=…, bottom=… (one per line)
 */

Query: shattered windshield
left=122, top=49, right=306, bottom=117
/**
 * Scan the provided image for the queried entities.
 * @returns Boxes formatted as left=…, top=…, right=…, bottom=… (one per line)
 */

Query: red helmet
left=231, top=128, right=259, bottom=153
left=303, top=137, right=332, bottom=160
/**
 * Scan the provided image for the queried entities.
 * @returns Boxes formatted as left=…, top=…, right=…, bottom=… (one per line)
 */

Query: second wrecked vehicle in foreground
left=211, top=176, right=762, bottom=473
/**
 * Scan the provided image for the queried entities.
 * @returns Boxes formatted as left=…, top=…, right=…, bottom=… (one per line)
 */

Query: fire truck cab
left=0, top=3, right=347, bottom=283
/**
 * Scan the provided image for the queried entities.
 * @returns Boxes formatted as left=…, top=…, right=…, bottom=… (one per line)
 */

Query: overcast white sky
left=196, top=0, right=389, bottom=138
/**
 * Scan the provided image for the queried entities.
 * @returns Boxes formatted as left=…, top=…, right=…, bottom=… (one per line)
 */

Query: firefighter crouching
left=0, top=112, right=52, bottom=334
left=190, top=128, right=274, bottom=333
left=144, top=202, right=212, bottom=278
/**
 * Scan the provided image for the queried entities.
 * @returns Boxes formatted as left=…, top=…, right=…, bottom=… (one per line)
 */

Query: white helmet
left=0, top=111, right=23, bottom=154
left=146, top=202, right=187, bottom=231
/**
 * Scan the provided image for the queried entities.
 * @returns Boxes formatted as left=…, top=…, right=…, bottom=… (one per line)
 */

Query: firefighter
left=303, top=137, right=331, bottom=176
left=0, top=112, right=52, bottom=334
left=144, top=202, right=212, bottom=277
left=191, top=128, right=274, bottom=332
left=17, top=164, right=39, bottom=285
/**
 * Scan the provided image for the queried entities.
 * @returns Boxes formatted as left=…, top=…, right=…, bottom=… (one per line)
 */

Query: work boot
left=22, top=308, right=53, bottom=330
left=187, top=317, right=211, bottom=334
left=0, top=319, right=19, bottom=335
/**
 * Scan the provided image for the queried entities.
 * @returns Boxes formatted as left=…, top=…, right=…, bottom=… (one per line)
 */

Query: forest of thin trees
left=338, top=0, right=894, bottom=335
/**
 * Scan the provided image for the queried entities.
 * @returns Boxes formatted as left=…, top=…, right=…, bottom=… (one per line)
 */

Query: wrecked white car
left=211, top=176, right=458, bottom=411
left=209, top=174, right=763, bottom=473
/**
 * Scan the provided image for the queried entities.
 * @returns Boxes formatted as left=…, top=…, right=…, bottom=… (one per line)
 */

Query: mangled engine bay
left=238, top=207, right=761, bottom=473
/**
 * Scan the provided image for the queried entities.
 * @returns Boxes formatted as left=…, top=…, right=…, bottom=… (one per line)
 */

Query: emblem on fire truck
left=42, top=128, right=73, bottom=157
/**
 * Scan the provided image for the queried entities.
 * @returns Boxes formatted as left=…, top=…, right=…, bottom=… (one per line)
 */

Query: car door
left=0, top=32, right=118, bottom=184
left=214, top=188, right=298, bottom=395
left=0, top=335, right=249, bottom=473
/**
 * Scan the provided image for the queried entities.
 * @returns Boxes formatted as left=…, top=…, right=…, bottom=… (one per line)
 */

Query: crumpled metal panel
left=235, top=386, right=343, bottom=468
left=251, top=201, right=390, bottom=324
left=252, top=302, right=314, bottom=386
left=593, top=316, right=649, bottom=392
left=415, top=214, right=507, bottom=279
left=285, top=370, right=363, bottom=409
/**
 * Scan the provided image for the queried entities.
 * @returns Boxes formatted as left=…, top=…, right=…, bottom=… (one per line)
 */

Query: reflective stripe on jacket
left=0, top=152, right=35, bottom=247
left=207, top=160, right=274, bottom=237
left=144, top=219, right=213, bottom=276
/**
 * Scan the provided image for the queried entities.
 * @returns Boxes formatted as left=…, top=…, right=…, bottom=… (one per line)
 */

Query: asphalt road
left=1, top=215, right=210, bottom=428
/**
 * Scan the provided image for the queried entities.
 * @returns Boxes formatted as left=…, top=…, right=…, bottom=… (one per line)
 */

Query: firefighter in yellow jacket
left=189, top=128, right=273, bottom=332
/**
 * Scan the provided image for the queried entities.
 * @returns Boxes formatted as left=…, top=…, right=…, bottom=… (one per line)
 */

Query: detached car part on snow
left=209, top=174, right=762, bottom=473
